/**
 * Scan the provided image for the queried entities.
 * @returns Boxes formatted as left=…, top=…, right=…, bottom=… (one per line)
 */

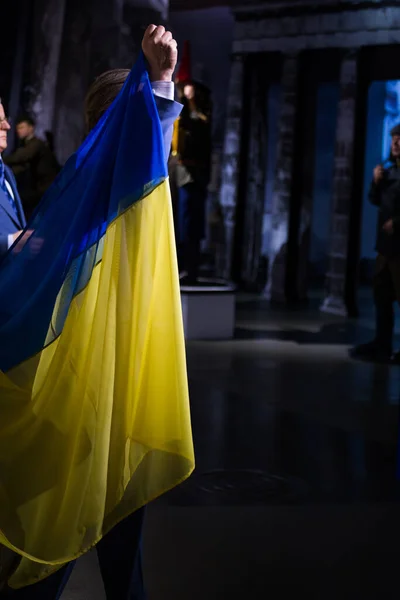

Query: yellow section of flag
left=0, top=179, right=194, bottom=588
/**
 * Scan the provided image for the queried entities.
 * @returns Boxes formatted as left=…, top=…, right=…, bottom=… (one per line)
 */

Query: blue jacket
left=0, top=164, right=26, bottom=256
left=154, top=95, right=182, bottom=164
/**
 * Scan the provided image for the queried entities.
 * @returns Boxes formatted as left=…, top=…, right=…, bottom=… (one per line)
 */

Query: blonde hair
left=84, top=69, right=130, bottom=132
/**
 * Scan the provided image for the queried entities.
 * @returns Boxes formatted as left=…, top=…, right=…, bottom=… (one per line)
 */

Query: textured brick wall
left=219, top=53, right=245, bottom=279
left=233, top=5, right=400, bottom=52
left=241, top=68, right=267, bottom=286
left=321, top=51, right=357, bottom=316
left=52, top=0, right=164, bottom=163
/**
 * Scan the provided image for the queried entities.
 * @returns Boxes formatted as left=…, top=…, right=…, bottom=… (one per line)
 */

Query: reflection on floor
left=64, top=293, right=400, bottom=599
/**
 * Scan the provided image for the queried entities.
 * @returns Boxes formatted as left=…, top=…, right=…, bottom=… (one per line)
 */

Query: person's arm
left=152, top=82, right=182, bottom=163
left=4, top=139, right=42, bottom=168
left=369, top=164, right=385, bottom=206
left=142, top=25, right=182, bottom=162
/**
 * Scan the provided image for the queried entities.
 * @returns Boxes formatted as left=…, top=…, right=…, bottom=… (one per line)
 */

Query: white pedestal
left=181, top=282, right=236, bottom=340
left=320, top=295, right=348, bottom=317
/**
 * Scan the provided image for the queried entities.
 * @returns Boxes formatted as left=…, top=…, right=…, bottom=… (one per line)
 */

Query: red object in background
left=176, top=40, right=192, bottom=84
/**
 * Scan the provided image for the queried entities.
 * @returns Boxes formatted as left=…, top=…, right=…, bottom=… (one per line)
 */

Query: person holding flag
left=0, top=24, right=194, bottom=599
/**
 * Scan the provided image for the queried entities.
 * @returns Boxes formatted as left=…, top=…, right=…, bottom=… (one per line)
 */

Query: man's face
left=0, top=103, right=10, bottom=153
left=16, top=121, right=34, bottom=140
left=391, top=134, right=400, bottom=157
left=183, top=84, right=195, bottom=100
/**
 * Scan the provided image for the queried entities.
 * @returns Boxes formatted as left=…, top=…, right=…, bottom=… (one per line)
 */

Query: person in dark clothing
left=351, top=123, right=400, bottom=363
left=176, top=81, right=212, bottom=284
left=4, top=116, right=60, bottom=219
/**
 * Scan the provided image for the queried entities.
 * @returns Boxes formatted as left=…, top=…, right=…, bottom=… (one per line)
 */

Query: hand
left=142, top=25, right=178, bottom=82
left=382, top=219, right=394, bottom=236
left=12, top=230, right=43, bottom=254
left=10, top=230, right=23, bottom=246
left=373, top=165, right=384, bottom=184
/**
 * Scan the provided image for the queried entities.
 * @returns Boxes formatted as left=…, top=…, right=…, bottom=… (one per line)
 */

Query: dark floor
left=64, top=291, right=400, bottom=599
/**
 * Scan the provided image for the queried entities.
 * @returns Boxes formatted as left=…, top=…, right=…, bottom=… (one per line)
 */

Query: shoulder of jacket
left=31, top=136, right=45, bottom=147
left=4, top=164, right=15, bottom=179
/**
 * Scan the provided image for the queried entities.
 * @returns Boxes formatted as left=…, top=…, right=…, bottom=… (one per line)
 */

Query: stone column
left=241, top=68, right=267, bottom=286
left=88, top=0, right=135, bottom=81
left=265, top=53, right=299, bottom=302
left=219, top=53, right=245, bottom=280
left=321, top=51, right=358, bottom=316
left=54, top=0, right=135, bottom=164
left=52, top=0, right=92, bottom=164
left=28, top=0, right=67, bottom=138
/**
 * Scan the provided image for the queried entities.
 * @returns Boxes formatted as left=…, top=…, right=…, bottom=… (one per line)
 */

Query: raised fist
left=142, top=25, right=178, bottom=82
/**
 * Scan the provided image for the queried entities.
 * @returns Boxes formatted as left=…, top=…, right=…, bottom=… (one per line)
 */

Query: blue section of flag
left=0, top=53, right=166, bottom=372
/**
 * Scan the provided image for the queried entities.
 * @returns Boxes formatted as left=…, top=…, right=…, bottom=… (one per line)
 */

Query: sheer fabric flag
left=0, top=54, right=194, bottom=588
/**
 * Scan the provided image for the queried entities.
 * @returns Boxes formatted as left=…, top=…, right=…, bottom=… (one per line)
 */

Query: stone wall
left=169, top=7, right=234, bottom=146
left=28, top=0, right=67, bottom=139
left=218, top=0, right=400, bottom=302
left=219, top=54, right=245, bottom=279
left=321, top=51, right=358, bottom=316
left=233, top=2, right=400, bottom=53
left=241, top=65, right=267, bottom=287
left=265, top=53, right=298, bottom=302
left=52, top=0, right=92, bottom=163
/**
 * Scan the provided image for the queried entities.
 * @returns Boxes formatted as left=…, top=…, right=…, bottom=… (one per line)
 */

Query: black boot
left=181, top=239, right=201, bottom=286
left=350, top=284, right=394, bottom=362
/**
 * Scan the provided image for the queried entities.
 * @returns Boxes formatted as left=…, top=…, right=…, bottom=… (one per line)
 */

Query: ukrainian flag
left=0, top=55, right=194, bottom=588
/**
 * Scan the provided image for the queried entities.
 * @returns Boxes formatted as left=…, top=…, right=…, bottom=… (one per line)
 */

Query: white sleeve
left=151, top=81, right=175, bottom=102
left=7, top=234, right=14, bottom=249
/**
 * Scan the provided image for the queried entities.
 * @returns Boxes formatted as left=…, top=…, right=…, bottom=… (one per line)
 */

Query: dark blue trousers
left=178, top=182, right=207, bottom=281
left=1, top=508, right=146, bottom=600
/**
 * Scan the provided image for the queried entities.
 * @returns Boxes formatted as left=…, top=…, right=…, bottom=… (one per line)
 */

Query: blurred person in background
left=173, top=41, right=212, bottom=285
left=176, top=81, right=212, bottom=285
left=4, top=116, right=60, bottom=219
